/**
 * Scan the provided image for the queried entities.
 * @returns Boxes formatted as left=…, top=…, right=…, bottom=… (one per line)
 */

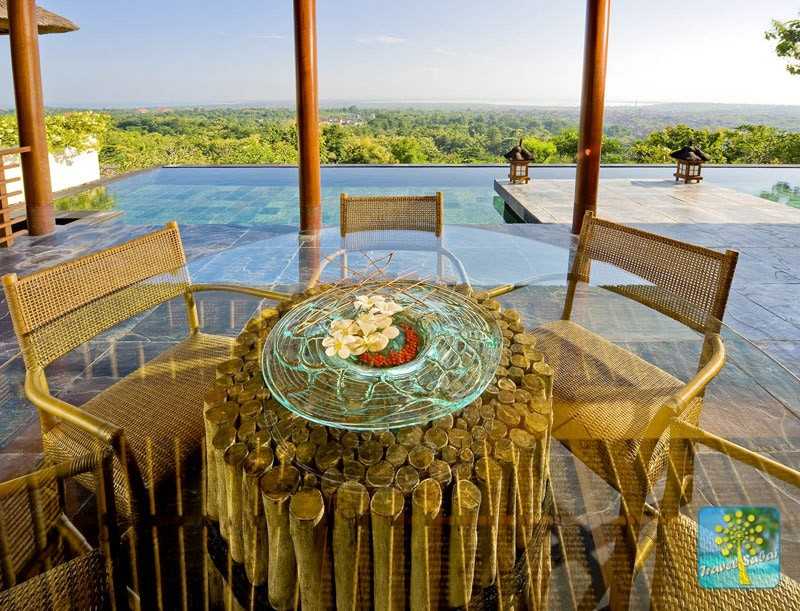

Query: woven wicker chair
left=308, top=192, right=471, bottom=288
left=649, top=418, right=800, bottom=610
left=0, top=450, right=127, bottom=610
left=340, top=192, right=443, bottom=237
left=2, top=222, right=290, bottom=524
left=532, top=211, right=738, bottom=608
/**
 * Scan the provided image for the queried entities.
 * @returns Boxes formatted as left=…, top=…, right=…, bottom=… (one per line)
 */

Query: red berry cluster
left=359, top=324, right=419, bottom=368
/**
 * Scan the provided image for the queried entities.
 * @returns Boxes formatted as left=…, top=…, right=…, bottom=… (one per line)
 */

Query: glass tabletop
left=186, top=225, right=800, bottom=607
left=27, top=224, right=800, bottom=610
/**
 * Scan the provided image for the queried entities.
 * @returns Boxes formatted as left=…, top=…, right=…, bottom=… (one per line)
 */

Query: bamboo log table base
left=204, top=288, right=554, bottom=609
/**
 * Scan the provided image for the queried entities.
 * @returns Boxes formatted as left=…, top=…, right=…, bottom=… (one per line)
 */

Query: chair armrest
left=642, top=334, right=726, bottom=442
left=671, top=333, right=726, bottom=413
left=188, top=283, right=293, bottom=303
left=24, top=370, right=121, bottom=445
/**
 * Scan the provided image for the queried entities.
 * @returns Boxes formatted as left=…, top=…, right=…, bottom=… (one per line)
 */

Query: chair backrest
left=3, top=222, right=190, bottom=370
left=340, top=192, right=444, bottom=237
left=0, top=452, right=124, bottom=610
left=569, top=211, right=738, bottom=334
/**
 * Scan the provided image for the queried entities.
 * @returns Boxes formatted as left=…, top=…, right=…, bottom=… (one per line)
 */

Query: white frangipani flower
left=322, top=332, right=360, bottom=358
left=329, top=318, right=355, bottom=334
left=355, top=311, right=380, bottom=336
left=382, top=325, right=400, bottom=340
left=372, top=300, right=403, bottom=317
left=323, top=294, right=407, bottom=362
left=364, top=331, right=390, bottom=352
left=354, top=294, right=386, bottom=311
left=371, top=314, right=394, bottom=330
left=347, top=335, right=367, bottom=355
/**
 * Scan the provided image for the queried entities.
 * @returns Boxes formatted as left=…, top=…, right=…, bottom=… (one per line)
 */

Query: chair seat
left=0, top=549, right=107, bottom=609
left=651, top=513, right=800, bottom=610
left=532, top=320, right=701, bottom=495
left=43, top=332, right=234, bottom=517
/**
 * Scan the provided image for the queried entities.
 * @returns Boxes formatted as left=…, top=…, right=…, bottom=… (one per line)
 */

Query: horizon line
left=4, top=99, right=800, bottom=111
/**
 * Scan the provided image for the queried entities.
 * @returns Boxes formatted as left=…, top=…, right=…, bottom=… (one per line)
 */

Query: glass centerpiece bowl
left=262, top=281, right=503, bottom=430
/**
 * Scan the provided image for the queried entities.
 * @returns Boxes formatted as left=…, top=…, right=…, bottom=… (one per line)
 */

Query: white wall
left=4, top=148, right=101, bottom=207
left=50, top=148, right=101, bottom=193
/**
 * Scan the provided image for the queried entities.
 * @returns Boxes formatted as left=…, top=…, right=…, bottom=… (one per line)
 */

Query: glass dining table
left=77, top=224, right=800, bottom=610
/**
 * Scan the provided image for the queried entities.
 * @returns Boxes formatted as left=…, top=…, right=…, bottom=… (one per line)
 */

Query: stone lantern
left=670, top=144, right=710, bottom=184
left=504, top=139, right=533, bottom=184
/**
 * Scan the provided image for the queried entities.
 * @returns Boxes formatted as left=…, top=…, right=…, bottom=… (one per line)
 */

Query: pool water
left=54, top=165, right=800, bottom=226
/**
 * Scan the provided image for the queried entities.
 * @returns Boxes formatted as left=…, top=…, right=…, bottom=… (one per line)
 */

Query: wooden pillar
left=8, top=0, right=55, bottom=235
left=293, top=0, right=322, bottom=233
left=572, top=0, right=611, bottom=235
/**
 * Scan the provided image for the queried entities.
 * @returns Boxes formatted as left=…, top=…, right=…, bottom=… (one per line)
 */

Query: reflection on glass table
left=2, top=220, right=800, bottom=610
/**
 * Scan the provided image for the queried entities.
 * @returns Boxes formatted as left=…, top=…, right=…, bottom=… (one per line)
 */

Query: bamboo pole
left=476, top=456, right=502, bottom=588
left=370, top=487, right=405, bottom=611
left=366, top=460, right=396, bottom=490
left=395, top=465, right=420, bottom=495
left=494, top=437, right=517, bottom=596
left=410, top=479, right=443, bottom=611
left=510, top=428, right=536, bottom=551
left=333, top=481, right=371, bottom=610
left=204, top=404, right=235, bottom=520
left=408, top=445, right=434, bottom=473
left=223, top=442, right=249, bottom=563
left=242, top=447, right=273, bottom=585
left=260, top=465, right=301, bottom=610
left=212, top=426, right=237, bottom=541
left=290, top=488, right=329, bottom=611
left=524, top=411, right=551, bottom=521
left=448, top=478, right=481, bottom=608
left=428, top=460, right=452, bottom=488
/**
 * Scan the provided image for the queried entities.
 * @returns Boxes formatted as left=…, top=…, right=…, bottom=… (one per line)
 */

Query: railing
left=0, top=146, right=30, bottom=248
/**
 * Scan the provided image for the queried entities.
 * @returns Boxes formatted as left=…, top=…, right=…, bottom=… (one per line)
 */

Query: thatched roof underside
left=0, top=0, right=78, bottom=35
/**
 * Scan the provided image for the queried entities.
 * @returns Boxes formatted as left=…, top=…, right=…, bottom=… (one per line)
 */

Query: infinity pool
left=54, top=165, right=800, bottom=226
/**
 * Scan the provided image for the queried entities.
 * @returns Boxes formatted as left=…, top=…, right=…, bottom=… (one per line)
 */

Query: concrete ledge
left=494, top=178, right=800, bottom=225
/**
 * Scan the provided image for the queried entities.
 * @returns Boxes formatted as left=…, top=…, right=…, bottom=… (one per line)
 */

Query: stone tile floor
left=0, top=214, right=798, bottom=480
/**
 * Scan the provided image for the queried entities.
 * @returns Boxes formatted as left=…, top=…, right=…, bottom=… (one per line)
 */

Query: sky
left=1, top=0, right=799, bottom=108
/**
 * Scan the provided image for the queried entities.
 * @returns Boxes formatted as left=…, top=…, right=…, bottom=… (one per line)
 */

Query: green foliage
left=522, top=136, right=557, bottom=163
left=3, top=106, right=800, bottom=173
left=0, top=111, right=110, bottom=153
left=600, top=137, right=627, bottom=163
left=766, top=14, right=800, bottom=75
left=760, top=181, right=800, bottom=208
left=551, top=128, right=580, bottom=162
left=54, top=187, right=116, bottom=211
left=338, top=136, right=394, bottom=164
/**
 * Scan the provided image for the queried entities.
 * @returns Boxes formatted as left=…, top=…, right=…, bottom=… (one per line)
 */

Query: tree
left=552, top=128, right=580, bottom=162
left=339, top=136, right=395, bottom=164
left=600, top=137, right=627, bottom=163
left=713, top=509, right=774, bottom=585
left=522, top=136, right=557, bottom=163
left=765, top=14, right=800, bottom=75
left=386, top=136, right=428, bottom=163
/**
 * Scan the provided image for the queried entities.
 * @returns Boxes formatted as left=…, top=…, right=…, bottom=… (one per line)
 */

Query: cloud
left=433, top=47, right=457, bottom=57
left=356, top=35, right=406, bottom=45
